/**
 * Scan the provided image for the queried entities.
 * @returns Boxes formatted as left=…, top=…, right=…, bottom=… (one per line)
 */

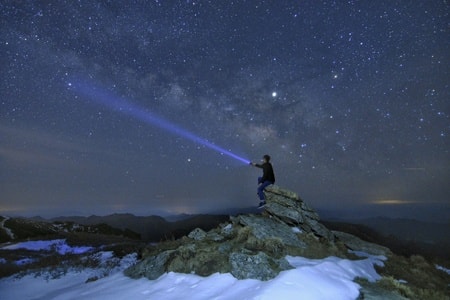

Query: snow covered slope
left=0, top=239, right=385, bottom=300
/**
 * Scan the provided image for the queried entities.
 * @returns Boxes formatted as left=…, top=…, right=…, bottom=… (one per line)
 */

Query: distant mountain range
left=11, top=211, right=450, bottom=245
left=0, top=215, right=140, bottom=243
left=2, top=210, right=449, bottom=262
left=164, top=206, right=260, bottom=221
left=324, top=216, right=449, bottom=244
left=322, top=217, right=450, bottom=261
left=35, top=213, right=230, bottom=241
left=344, top=217, right=450, bottom=244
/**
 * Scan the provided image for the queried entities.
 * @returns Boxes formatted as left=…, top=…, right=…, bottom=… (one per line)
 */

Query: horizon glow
left=370, top=199, right=420, bottom=205
left=71, top=79, right=250, bottom=165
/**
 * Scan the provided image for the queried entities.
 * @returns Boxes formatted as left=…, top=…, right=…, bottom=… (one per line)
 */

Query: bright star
left=272, top=92, right=277, bottom=97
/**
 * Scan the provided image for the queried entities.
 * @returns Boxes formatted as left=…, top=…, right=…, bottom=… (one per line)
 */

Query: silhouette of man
left=250, top=154, right=275, bottom=208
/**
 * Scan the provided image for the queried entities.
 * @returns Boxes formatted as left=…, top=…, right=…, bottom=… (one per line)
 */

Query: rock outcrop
left=125, top=186, right=359, bottom=281
left=263, top=185, right=335, bottom=241
left=332, top=231, right=391, bottom=256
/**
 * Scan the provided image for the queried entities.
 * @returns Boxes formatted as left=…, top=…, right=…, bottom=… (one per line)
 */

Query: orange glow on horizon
left=370, top=199, right=419, bottom=205
left=0, top=205, right=27, bottom=213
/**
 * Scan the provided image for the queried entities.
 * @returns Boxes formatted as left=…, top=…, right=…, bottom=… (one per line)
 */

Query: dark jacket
left=255, top=162, right=275, bottom=183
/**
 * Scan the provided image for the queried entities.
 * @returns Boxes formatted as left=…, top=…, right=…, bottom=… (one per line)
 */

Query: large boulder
left=124, top=250, right=174, bottom=280
left=188, top=228, right=207, bottom=240
left=229, top=251, right=292, bottom=280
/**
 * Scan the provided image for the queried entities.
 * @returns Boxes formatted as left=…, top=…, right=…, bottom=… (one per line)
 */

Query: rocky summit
left=263, top=185, right=335, bottom=241
left=125, top=186, right=386, bottom=281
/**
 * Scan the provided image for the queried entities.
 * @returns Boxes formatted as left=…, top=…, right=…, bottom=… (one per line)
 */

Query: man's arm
left=249, top=162, right=263, bottom=168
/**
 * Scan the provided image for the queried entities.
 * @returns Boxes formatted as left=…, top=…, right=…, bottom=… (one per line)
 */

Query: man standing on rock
left=250, top=154, right=275, bottom=208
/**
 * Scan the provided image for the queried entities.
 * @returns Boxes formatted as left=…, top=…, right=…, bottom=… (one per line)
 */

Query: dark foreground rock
left=333, top=231, right=391, bottom=256
left=357, top=280, right=409, bottom=300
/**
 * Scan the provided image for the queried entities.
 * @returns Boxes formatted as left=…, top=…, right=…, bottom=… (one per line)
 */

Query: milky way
left=1, top=1, right=448, bottom=219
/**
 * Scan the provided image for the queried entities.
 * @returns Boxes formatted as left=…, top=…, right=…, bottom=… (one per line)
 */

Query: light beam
left=71, top=79, right=250, bottom=165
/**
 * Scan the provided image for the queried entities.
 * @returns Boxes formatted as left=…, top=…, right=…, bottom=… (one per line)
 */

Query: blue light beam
left=72, top=79, right=250, bottom=165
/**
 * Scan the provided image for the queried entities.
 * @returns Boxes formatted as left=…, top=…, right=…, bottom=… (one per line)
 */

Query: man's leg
left=257, top=181, right=272, bottom=201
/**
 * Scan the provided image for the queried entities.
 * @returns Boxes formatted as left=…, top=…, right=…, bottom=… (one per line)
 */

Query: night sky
left=1, top=1, right=449, bottom=220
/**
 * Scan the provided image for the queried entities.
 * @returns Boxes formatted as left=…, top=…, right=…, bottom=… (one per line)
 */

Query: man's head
left=263, top=154, right=271, bottom=162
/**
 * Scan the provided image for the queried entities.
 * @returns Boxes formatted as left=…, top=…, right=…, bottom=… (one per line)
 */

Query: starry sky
left=1, top=1, right=449, bottom=220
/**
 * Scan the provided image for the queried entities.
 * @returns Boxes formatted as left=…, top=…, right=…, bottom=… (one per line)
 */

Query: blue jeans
left=257, top=177, right=273, bottom=201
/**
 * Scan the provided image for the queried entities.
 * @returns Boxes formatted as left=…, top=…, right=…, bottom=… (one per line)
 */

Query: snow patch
left=223, top=224, right=232, bottom=230
left=1, top=239, right=93, bottom=255
left=436, top=264, right=450, bottom=275
left=291, top=227, right=302, bottom=233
